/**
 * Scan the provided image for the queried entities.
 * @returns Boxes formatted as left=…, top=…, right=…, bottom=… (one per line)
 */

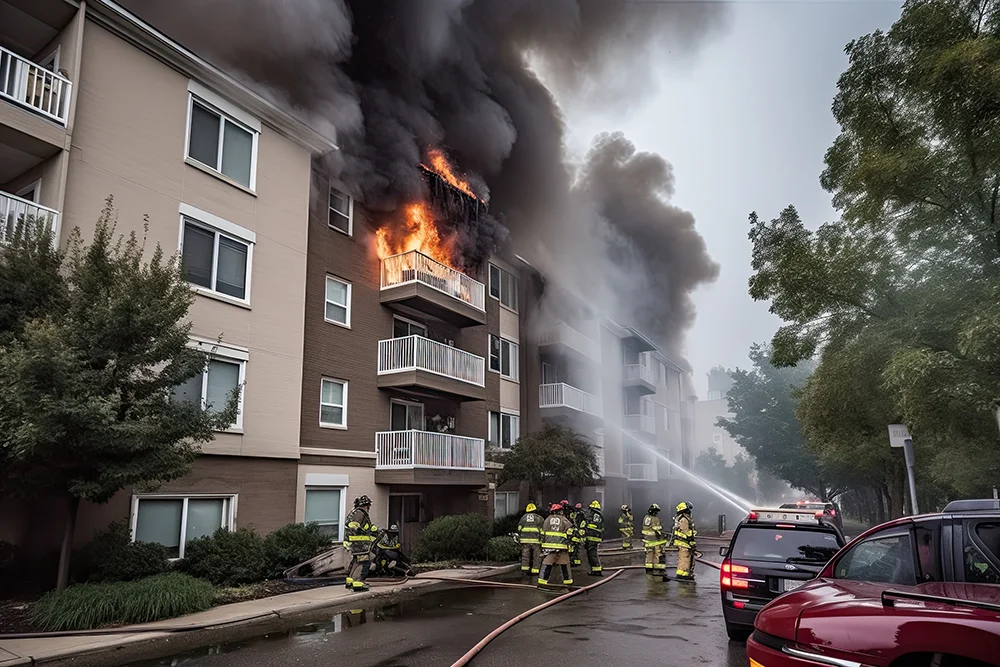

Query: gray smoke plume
left=124, top=0, right=724, bottom=356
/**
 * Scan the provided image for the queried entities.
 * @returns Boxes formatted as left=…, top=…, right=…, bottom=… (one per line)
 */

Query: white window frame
left=713, top=433, right=722, bottom=444
left=488, top=263, right=518, bottom=312
left=489, top=334, right=519, bottom=381
left=38, top=47, right=60, bottom=72
left=328, top=185, right=354, bottom=236
left=494, top=491, right=520, bottom=518
left=184, top=81, right=261, bottom=192
left=320, top=377, right=348, bottom=429
left=390, top=398, right=425, bottom=431
left=178, top=204, right=255, bottom=307
left=489, top=410, right=520, bottom=450
left=324, top=275, right=352, bottom=328
left=186, top=337, right=248, bottom=431
left=16, top=179, right=41, bottom=203
left=129, top=493, right=238, bottom=559
left=304, top=486, right=348, bottom=542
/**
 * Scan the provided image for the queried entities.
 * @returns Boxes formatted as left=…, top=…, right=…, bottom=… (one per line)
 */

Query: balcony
left=623, top=412, right=656, bottom=443
left=538, top=322, right=601, bottom=364
left=1, top=190, right=59, bottom=245
left=538, top=382, right=603, bottom=428
left=1, top=46, right=71, bottom=126
left=380, top=250, right=486, bottom=327
left=374, top=430, right=487, bottom=485
left=623, top=363, right=657, bottom=395
left=626, top=463, right=657, bottom=483
left=377, top=335, right=486, bottom=401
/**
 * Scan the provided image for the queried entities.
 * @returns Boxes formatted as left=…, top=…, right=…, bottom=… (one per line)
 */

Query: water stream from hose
left=638, top=445, right=753, bottom=513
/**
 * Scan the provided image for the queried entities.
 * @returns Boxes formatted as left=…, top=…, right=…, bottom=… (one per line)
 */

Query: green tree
left=0, top=199, right=238, bottom=589
left=496, top=423, right=600, bottom=501
left=693, top=448, right=756, bottom=502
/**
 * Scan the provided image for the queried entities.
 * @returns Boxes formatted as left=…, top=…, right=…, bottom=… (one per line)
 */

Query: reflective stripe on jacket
left=585, top=509, right=604, bottom=542
left=618, top=512, right=633, bottom=528
left=346, top=508, right=377, bottom=555
left=673, top=515, right=696, bottom=548
left=641, top=514, right=668, bottom=547
left=540, top=515, right=573, bottom=551
left=517, top=512, right=544, bottom=544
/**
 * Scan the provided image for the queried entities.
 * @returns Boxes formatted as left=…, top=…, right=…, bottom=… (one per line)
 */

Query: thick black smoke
left=124, top=0, right=723, bottom=355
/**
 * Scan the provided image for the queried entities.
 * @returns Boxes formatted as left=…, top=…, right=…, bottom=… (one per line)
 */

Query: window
left=305, top=488, right=344, bottom=538
left=186, top=93, right=258, bottom=189
left=732, top=526, right=841, bottom=565
left=393, top=316, right=427, bottom=338
left=835, top=532, right=916, bottom=585
left=712, top=433, right=722, bottom=444
left=495, top=491, right=520, bottom=518
left=488, top=263, right=518, bottom=311
left=914, top=523, right=942, bottom=582
left=329, top=187, right=353, bottom=235
left=132, top=495, right=234, bottom=559
left=16, top=180, right=40, bottom=203
left=963, top=521, right=1000, bottom=584
left=489, top=411, right=520, bottom=449
left=325, top=276, right=351, bottom=326
left=391, top=400, right=424, bottom=431
left=182, top=219, right=252, bottom=301
left=171, top=352, right=245, bottom=430
left=320, top=378, right=347, bottom=428
left=541, top=362, right=559, bottom=385
left=489, top=335, right=519, bottom=381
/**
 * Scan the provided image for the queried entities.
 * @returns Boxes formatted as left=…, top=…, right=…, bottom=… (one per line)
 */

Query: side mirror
left=719, top=546, right=729, bottom=557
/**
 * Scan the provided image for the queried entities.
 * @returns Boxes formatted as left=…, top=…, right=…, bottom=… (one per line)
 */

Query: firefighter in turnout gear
left=345, top=495, right=378, bottom=592
left=517, top=503, right=543, bottom=576
left=642, top=503, right=669, bottom=580
left=537, top=503, right=574, bottom=587
left=618, top=504, right=634, bottom=549
left=584, top=500, right=604, bottom=576
left=673, top=501, right=697, bottom=580
left=569, top=502, right=585, bottom=567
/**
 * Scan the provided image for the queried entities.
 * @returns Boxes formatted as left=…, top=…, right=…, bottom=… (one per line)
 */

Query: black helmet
left=355, top=495, right=373, bottom=508
left=621, top=504, right=631, bottom=512
left=648, top=503, right=661, bottom=515
left=388, top=523, right=399, bottom=532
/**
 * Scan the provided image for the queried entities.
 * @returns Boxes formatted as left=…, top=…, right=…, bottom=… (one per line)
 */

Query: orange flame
left=375, top=202, right=456, bottom=267
left=422, top=148, right=479, bottom=201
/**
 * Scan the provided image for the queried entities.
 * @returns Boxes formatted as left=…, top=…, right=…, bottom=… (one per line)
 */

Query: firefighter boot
left=537, top=564, right=553, bottom=587
left=561, top=564, right=573, bottom=586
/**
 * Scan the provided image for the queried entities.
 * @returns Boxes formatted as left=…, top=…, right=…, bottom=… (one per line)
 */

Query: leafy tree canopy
left=496, top=423, right=600, bottom=500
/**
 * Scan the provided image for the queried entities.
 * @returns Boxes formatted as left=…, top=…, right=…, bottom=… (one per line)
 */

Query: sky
left=556, top=0, right=903, bottom=397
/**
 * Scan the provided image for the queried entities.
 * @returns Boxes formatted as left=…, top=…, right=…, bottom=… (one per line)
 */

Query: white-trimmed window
left=329, top=186, right=353, bottom=235
left=488, top=263, right=518, bottom=311
left=131, top=495, right=236, bottom=559
left=320, top=378, right=348, bottom=428
left=495, top=491, right=520, bottom=518
left=713, top=433, right=722, bottom=444
left=186, top=83, right=259, bottom=189
left=180, top=206, right=255, bottom=304
left=489, top=411, right=520, bottom=449
left=171, top=340, right=247, bottom=430
left=325, top=276, right=351, bottom=327
left=489, top=334, right=519, bottom=381
left=304, top=487, right=345, bottom=539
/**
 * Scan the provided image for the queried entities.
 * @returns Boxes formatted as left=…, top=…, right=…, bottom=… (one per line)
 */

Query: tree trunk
left=56, top=496, right=81, bottom=591
left=887, top=474, right=905, bottom=519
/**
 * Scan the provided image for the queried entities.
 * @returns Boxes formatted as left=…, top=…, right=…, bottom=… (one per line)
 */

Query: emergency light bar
left=746, top=508, right=826, bottom=524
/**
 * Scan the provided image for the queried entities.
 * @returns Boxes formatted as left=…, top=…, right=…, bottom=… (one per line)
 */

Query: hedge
left=485, top=535, right=520, bottom=562
left=177, top=527, right=268, bottom=586
left=77, top=522, right=169, bottom=583
left=413, top=513, right=491, bottom=562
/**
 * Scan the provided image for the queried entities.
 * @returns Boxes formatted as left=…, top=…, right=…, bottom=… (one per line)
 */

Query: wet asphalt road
left=132, top=563, right=747, bottom=667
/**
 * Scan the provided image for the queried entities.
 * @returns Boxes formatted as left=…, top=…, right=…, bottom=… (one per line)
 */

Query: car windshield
left=733, top=526, right=841, bottom=564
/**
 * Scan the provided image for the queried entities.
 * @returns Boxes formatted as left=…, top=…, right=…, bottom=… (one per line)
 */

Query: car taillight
left=829, top=509, right=836, bottom=517
left=731, top=564, right=750, bottom=574
left=721, top=560, right=751, bottom=589
left=733, top=601, right=745, bottom=609
left=730, top=579, right=750, bottom=588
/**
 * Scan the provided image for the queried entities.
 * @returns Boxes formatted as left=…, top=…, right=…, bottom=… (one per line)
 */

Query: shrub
left=177, top=527, right=267, bottom=586
left=485, top=536, right=520, bottom=562
left=31, top=573, right=214, bottom=631
left=77, top=522, right=169, bottom=582
left=413, top=513, right=491, bottom=562
left=262, top=523, right=332, bottom=578
left=492, top=513, right=521, bottom=537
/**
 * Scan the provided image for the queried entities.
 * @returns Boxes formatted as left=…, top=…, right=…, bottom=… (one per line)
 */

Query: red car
left=747, top=499, right=1000, bottom=667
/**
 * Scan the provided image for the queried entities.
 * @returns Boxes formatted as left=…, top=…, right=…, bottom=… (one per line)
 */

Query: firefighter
left=569, top=502, right=585, bottom=567
left=584, top=500, right=604, bottom=576
left=517, top=502, right=544, bottom=576
left=673, top=501, right=697, bottom=581
left=345, top=495, right=378, bottom=592
left=618, top=504, right=634, bottom=550
left=537, top=503, right=574, bottom=587
left=641, top=503, right=669, bottom=580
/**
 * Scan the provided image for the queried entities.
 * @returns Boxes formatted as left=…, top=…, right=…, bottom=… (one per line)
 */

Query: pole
left=902, top=438, right=919, bottom=515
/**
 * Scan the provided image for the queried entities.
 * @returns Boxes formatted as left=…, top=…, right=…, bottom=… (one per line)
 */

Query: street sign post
left=888, top=424, right=911, bottom=448
left=888, top=425, right=919, bottom=514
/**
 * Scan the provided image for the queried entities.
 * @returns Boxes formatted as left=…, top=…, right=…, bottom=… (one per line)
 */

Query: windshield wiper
left=785, top=556, right=828, bottom=564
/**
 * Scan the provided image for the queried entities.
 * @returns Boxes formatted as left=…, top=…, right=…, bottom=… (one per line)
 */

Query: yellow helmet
left=676, top=501, right=692, bottom=513
left=589, top=500, right=601, bottom=509
left=525, top=503, right=537, bottom=512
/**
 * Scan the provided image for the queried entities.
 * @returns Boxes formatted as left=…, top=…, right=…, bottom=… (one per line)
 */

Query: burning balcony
left=1, top=190, right=59, bottom=245
left=539, top=382, right=603, bottom=428
left=538, top=322, right=601, bottom=364
left=380, top=250, right=486, bottom=327
left=623, top=363, right=657, bottom=395
left=377, top=335, right=486, bottom=401
left=374, top=430, right=486, bottom=485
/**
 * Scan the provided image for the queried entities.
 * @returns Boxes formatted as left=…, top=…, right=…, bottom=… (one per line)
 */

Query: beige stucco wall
left=295, top=464, right=388, bottom=532
left=62, top=21, right=311, bottom=460
left=500, top=378, right=520, bottom=412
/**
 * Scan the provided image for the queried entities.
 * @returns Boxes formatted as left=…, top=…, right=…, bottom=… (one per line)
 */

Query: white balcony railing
left=1, top=190, right=60, bottom=246
left=624, top=412, right=656, bottom=434
left=381, top=250, right=485, bottom=312
left=624, top=364, right=656, bottom=385
left=0, top=46, right=71, bottom=125
left=378, top=335, right=485, bottom=387
left=375, top=430, right=485, bottom=470
left=539, top=383, right=602, bottom=417
left=539, top=323, right=600, bottom=361
left=626, top=463, right=657, bottom=482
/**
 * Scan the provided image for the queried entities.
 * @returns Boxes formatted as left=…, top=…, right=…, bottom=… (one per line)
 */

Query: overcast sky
left=559, top=0, right=902, bottom=397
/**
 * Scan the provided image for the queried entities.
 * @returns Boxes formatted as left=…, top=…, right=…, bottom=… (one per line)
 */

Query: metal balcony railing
left=626, top=463, right=657, bottom=482
left=380, top=250, right=485, bottom=311
left=375, top=430, right=485, bottom=470
left=377, top=335, right=485, bottom=386
left=539, top=322, right=600, bottom=361
left=1, top=190, right=60, bottom=246
left=624, top=412, right=656, bottom=434
left=0, top=46, right=71, bottom=125
left=624, top=364, right=656, bottom=385
left=539, top=383, right=602, bottom=417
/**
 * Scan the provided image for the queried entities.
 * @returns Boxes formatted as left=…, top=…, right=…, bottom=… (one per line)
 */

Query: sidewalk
left=0, top=565, right=518, bottom=667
